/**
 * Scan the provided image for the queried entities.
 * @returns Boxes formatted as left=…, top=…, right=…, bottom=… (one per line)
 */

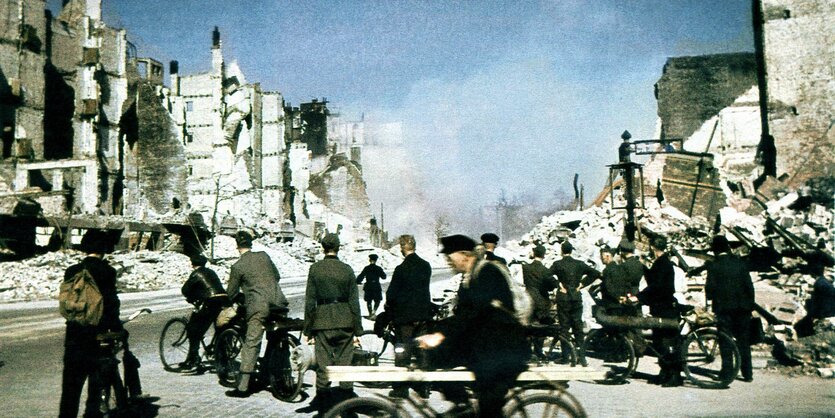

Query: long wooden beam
left=327, top=365, right=607, bottom=384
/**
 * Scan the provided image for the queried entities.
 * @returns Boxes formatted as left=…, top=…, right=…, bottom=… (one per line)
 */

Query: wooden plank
left=326, top=365, right=607, bottom=384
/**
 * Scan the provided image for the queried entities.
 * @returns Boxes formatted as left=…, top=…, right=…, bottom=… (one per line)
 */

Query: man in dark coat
left=225, top=230, right=288, bottom=397
left=481, top=232, right=507, bottom=265
left=299, top=233, right=362, bottom=414
left=356, top=254, right=386, bottom=319
left=385, top=234, right=434, bottom=398
left=418, top=234, right=528, bottom=418
left=549, top=241, right=600, bottom=365
left=636, top=236, right=681, bottom=387
left=795, top=261, right=835, bottom=337
left=59, top=230, right=122, bottom=418
left=523, top=245, right=558, bottom=358
left=705, top=235, right=755, bottom=382
left=618, top=239, right=644, bottom=296
left=180, top=254, right=229, bottom=370
left=597, top=247, right=632, bottom=313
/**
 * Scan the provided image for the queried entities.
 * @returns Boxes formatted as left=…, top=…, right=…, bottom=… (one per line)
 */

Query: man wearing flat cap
left=523, top=245, right=558, bottom=358
left=549, top=241, right=600, bottom=366
left=480, top=232, right=507, bottom=265
left=356, top=253, right=386, bottom=319
left=299, top=233, right=362, bottom=414
left=225, top=230, right=289, bottom=397
left=417, top=234, right=528, bottom=417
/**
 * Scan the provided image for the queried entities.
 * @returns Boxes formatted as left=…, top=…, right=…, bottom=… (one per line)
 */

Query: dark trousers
left=651, top=327, right=681, bottom=380
left=392, top=322, right=428, bottom=393
left=59, top=343, right=103, bottom=418
left=185, top=299, right=225, bottom=360
left=557, top=300, right=585, bottom=360
left=530, top=314, right=554, bottom=357
left=314, top=328, right=355, bottom=390
left=472, top=366, right=523, bottom=418
left=717, top=310, right=752, bottom=379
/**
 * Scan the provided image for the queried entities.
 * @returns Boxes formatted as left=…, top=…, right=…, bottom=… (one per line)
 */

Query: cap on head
left=235, top=230, right=254, bottom=249
left=601, top=246, right=616, bottom=255
left=190, top=254, right=208, bottom=267
left=369, top=254, right=379, bottom=261
left=440, top=234, right=477, bottom=254
left=618, top=239, right=635, bottom=253
left=480, top=233, right=500, bottom=245
left=651, top=236, right=667, bottom=251
left=561, top=241, right=573, bottom=254
left=711, top=235, right=731, bottom=254
left=532, top=245, right=546, bottom=258
left=321, top=233, right=340, bottom=252
left=80, top=229, right=110, bottom=254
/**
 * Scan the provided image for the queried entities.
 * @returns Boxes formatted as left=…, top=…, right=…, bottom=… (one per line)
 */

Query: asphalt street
left=0, top=268, right=833, bottom=417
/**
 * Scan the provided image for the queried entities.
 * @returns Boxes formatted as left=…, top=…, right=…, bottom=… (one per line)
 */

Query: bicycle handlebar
left=123, top=308, right=152, bottom=324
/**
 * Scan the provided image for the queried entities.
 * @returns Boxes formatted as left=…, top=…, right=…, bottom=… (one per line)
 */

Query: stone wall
left=655, top=53, right=757, bottom=141
left=308, top=154, right=371, bottom=225
left=761, top=0, right=835, bottom=184
left=661, top=153, right=726, bottom=221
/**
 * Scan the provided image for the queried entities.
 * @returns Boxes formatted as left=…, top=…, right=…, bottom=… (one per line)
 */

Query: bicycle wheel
left=215, top=328, right=243, bottom=386
left=358, top=330, right=391, bottom=362
left=323, top=396, right=403, bottom=418
left=268, top=333, right=304, bottom=402
left=682, top=328, right=740, bottom=389
left=545, top=335, right=577, bottom=366
left=505, top=393, right=583, bottom=418
left=582, top=328, right=637, bottom=384
left=159, top=317, right=190, bottom=371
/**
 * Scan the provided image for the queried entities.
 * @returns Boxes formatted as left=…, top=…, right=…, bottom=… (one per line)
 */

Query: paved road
left=1, top=268, right=833, bottom=417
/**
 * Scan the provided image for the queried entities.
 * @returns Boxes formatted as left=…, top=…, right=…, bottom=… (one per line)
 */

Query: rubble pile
left=768, top=319, right=835, bottom=378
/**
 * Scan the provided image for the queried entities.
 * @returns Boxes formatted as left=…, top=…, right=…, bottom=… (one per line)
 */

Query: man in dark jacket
left=59, top=230, right=122, bottom=418
left=418, top=234, right=528, bottom=418
left=385, top=234, right=433, bottom=398
left=481, top=232, right=507, bottom=265
left=636, top=236, right=681, bottom=387
left=225, top=231, right=288, bottom=397
left=549, top=241, right=600, bottom=365
left=618, top=239, right=644, bottom=296
left=356, top=254, right=386, bottom=319
left=180, top=254, right=229, bottom=370
left=298, top=233, right=362, bottom=414
left=705, top=235, right=755, bottom=382
left=795, top=261, right=835, bottom=337
left=523, top=245, right=558, bottom=358
left=597, top=247, right=632, bottom=313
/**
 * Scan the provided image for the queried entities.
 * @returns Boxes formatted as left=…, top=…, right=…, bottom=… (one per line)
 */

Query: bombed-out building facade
left=0, top=0, right=371, bottom=256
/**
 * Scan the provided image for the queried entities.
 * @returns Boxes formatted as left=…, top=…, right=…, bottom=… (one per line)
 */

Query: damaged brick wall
left=308, top=153, right=371, bottom=225
left=655, top=53, right=757, bottom=141
left=661, top=153, right=726, bottom=221
left=760, top=0, right=835, bottom=185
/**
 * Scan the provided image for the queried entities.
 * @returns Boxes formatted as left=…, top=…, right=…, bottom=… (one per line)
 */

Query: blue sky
left=49, top=0, right=754, bottom=233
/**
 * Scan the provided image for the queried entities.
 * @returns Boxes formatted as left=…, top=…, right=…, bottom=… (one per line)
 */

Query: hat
left=618, top=239, right=635, bottom=252
left=190, top=254, right=208, bottom=267
left=321, top=233, right=340, bottom=250
left=561, top=241, right=573, bottom=254
left=532, top=245, right=546, bottom=258
left=651, top=236, right=667, bottom=251
left=80, top=229, right=110, bottom=254
left=711, top=235, right=731, bottom=254
left=440, top=234, right=477, bottom=254
left=480, top=233, right=500, bottom=244
left=369, top=254, right=379, bottom=261
left=235, top=230, right=254, bottom=248
left=601, top=246, right=616, bottom=255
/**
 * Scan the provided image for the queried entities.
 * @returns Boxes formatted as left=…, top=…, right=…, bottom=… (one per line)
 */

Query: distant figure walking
left=356, top=254, right=386, bottom=319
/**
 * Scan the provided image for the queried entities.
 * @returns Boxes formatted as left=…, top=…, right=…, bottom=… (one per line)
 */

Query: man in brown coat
left=298, top=233, right=362, bottom=414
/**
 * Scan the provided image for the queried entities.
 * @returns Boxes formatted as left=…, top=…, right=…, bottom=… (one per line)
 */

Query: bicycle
left=214, top=306, right=306, bottom=402
left=583, top=303, right=741, bottom=388
left=158, top=302, right=241, bottom=373
left=526, top=322, right=578, bottom=366
left=96, top=308, right=151, bottom=417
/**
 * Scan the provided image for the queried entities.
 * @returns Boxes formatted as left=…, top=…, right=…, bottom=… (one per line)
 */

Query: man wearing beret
left=417, top=234, right=528, bottom=417
left=225, top=230, right=289, bottom=397
left=549, top=241, right=600, bottom=366
left=480, top=232, right=507, bottom=265
left=299, top=233, right=362, bottom=414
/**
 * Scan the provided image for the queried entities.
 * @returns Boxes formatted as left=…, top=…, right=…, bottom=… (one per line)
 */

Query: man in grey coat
left=225, top=230, right=288, bottom=397
left=298, top=233, right=362, bottom=414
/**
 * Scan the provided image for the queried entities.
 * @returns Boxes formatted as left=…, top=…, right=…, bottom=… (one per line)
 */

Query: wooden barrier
left=327, top=364, right=607, bottom=384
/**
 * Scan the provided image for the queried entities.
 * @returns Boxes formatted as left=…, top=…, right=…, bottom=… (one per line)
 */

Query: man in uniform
left=549, top=241, right=600, bottom=366
left=522, top=245, right=558, bottom=358
left=180, top=254, right=229, bottom=371
left=480, top=232, right=507, bottom=265
left=417, top=234, right=528, bottom=417
left=618, top=239, right=644, bottom=297
left=356, top=254, right=386, bottom=319
left=597, top=247, right=632, bottom=315
left=225, top=230, right=288, bottom=397
left=636, top=236, right=681, bottom=387
left=59, top=230, right=122, bottom=418
left=299, top=233, right=362, bottom=414
left=705, top=235, right=755, bottom=382
left=385, top=234, right=434, bottom=398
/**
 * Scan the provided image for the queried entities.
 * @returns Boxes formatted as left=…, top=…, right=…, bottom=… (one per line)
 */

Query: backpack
left=58, top=268, right=104, bottom=326
left=474, top=260, right=533, bottom=326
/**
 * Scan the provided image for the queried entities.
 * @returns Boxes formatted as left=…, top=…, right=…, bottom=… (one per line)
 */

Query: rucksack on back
left=59, top=268, right=104, bottom=326
left=475, top=260, right=533, bottom=326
